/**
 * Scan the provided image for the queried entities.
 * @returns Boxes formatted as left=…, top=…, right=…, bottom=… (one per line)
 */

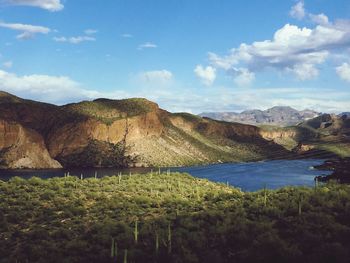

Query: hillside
left=259, top=113, right=350, bottom=159
left=1, top=173, right=350, bottom=262
left=0, top=91, right=291, bottom=169
left=200, top=106, right=320, bottom=126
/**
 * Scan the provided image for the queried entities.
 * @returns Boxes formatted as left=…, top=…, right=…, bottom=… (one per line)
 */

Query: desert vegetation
left=1, top=172, right=350, bottom=263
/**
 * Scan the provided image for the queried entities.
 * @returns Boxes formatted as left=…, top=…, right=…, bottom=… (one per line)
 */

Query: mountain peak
left=200, top=106, right=321, bottom=126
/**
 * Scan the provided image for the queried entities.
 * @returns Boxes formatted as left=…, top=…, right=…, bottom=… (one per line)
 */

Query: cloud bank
left=0, top=22, right=50, bottom=39
left=2, top=0, right=63, bottom=11
left=197, top=1, right=350, bottom=85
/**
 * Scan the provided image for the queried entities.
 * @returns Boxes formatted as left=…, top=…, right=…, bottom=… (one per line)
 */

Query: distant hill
left=339, top=112, right=350, bottom=118
left=259, top=113, right=350, bottom=159
left=200, top=106, right=320, bottom=126
left=0, top=91, right=290, bottom=169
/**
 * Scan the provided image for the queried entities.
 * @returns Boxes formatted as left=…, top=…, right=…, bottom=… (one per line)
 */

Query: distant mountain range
left=200, top=106, right=321, bottom=126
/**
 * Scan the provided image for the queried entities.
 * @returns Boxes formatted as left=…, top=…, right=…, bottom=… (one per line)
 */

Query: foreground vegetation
left=1, top=173, right=350, bottom=263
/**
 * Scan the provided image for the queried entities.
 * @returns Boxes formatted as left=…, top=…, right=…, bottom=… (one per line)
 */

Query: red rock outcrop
left=0, top=119, right=62, bottom=169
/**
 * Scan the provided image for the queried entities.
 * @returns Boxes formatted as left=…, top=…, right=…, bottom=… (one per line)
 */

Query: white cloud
left=2, top=60, right=13, bottom=68
left=289, top=1, right=329, bottom=26
left=309, top=13, right=329, bottom=26
left=194, top=65, right=216, bottom=86
left=231, top=68, right=255, bottom=86
left=288, top=63, right=319, bottom=80
left=145, top=85, right=350, bottom=114
left=0, top=69, right=128, bottom=104
left=53, top=36, right=96, bottom=44
left=84, top=29, right=98, bottom=35
left=138, top=70, right=173, bottom=86
left=290, top=1, right=305, bottom=20
left=121, top=33, right=133, bottom=38
left=0, top=22, right=50, bottom=39
left=336, top=63, right=350, bottom=82
left=208, top=20, right=350, bottom=81
left=0, top=68, right=348, bottom=114
left=138, top=42, right=157, bottom=50
left=204, top=1, right=350, bottom=83
left=2, top=0, right=63, bottom=11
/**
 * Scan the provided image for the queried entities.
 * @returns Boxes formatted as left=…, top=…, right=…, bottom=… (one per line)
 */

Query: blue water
left=173, top=159, right=331, bottom=191
left=0, top=159, right=331, bottom=191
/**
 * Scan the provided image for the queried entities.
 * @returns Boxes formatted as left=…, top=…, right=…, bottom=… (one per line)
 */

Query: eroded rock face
left=259, top=129, right=297, bottom=141
left=0, top=119, right=62, bottom=169
left=47, top=111, right=164, bottom=161
left=293, top=143, right=315, bottom=153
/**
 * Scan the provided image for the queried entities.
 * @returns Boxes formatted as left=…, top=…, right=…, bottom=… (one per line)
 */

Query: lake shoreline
left=0, top=159, right=332, bottom=191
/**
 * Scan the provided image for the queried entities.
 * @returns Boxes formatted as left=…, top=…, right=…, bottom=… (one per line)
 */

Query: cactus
left=123, top=249, right=128, bottom=263
left=111, top=238, right=117, bottom=258
left=167, top=222, right=172, bottom=254
left=298, top=194, right=303, bottom=216
left=134, top=220, right=138, bottom=244
left=155, top=231, right=159, bottom=255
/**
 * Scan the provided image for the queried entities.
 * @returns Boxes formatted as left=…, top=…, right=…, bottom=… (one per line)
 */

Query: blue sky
left=0, top=0, right=350, bottom=113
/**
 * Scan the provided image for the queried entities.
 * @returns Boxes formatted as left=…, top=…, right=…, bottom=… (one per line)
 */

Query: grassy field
left=1, top=173, right=350, bottom=263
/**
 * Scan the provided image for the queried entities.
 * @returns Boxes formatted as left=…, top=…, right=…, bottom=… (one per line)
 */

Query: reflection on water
left=0, top=159, right=331, bottom=191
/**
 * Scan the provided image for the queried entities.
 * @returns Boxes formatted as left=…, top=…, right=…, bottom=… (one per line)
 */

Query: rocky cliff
left=0, top=119, right=61, bottom=169
left=0, top=91, right=292, bottom=169
left=259, top=113, right=350, bottom=158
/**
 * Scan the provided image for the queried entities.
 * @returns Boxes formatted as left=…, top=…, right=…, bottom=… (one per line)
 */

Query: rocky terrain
left=315, top=157, right=350, bottom=183
left=0, top=91, right=291, bottom=169
left=200, top=106, right=320, bottom=126
left=259, top=113, right=350, bottom=159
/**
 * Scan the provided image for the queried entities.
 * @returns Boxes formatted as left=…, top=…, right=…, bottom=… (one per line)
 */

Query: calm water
left=0, top=159, right=331, bottom=191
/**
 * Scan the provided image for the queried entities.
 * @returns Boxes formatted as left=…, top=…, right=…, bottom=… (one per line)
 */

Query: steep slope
left=0, top=91, right=291, bottom=169
left=0, top=92, right=62, bottom=169
left=200, top=106, right=320, bottom=126
left=259, top=114, right=350, bottom=158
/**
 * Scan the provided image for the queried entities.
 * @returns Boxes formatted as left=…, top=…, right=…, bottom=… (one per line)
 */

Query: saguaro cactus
left=298, top=194, right=303, bottom=216
left=110, top=238, right=117, bottom=258
left=123, top=249, right=128, bottom=263
left=168, top=222, right=172, bottom=254
left=134, top=220, right=138, bottom=244
left=155, top=231, right=159, bottom=255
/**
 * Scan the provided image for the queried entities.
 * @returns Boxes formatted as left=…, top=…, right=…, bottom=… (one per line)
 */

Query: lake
left=0, top=159, right=331, bottom=191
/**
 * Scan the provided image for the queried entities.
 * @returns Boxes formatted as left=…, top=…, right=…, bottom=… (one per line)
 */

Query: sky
left=0, top=0, right=350, bottom=113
